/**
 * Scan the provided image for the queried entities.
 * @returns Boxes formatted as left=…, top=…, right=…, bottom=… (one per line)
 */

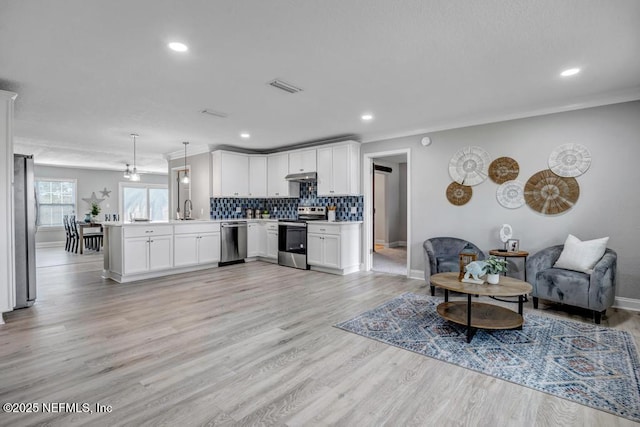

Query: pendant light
left=129, top=133, right=141, bottom=181
left=123, top=163, right=131, bottom=179
left=181, top=141, right=190, bottom=184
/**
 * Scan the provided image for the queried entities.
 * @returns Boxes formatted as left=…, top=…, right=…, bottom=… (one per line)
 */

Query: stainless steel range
left=278, top=206, right=327, bottom=270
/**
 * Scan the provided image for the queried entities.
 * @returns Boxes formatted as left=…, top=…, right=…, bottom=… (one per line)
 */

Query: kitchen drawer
left=266, top=222, right=278, bottom=231
left=173, top=222, right=220, bottom=235
left=124, top=225, right=173, bottom=238
left=307, top=223, right=340, bottom=235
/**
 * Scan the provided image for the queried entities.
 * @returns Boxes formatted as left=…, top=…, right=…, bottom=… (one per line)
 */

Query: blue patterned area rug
left=335, top=292, right=640, bottom=422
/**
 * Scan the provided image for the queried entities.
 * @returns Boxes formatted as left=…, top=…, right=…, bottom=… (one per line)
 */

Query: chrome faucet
left=184, top=199, right=193, bottom=219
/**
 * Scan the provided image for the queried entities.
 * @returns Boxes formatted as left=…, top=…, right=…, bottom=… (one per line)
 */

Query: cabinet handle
left=320, top=228, right=325, bottom=231
left=299, top=168, right=303, bottom=172
left=149, top=240, right=154, bottom=243
left=330, top=190, right=334, bottom=194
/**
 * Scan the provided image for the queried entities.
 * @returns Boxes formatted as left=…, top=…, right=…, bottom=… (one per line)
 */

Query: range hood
left=285, top=172, right=317, bottom=182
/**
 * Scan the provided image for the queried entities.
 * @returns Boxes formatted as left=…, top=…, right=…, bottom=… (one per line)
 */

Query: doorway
left=363, top=149, right=410, bottom=276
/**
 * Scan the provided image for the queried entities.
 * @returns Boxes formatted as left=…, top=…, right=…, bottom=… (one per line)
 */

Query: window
left=36, top=178, right=76, bottom=226
left=121, top=183, right=168, bottom=222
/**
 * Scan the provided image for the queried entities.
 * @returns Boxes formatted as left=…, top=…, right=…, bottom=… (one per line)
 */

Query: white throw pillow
left=553, top=234, right=609, bottom=274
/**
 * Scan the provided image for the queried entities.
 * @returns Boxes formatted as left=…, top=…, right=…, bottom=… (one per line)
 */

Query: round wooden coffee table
left=430, top=272, right=532, bottom=343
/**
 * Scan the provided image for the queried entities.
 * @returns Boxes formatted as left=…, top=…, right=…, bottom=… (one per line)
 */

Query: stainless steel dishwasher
left=220, top=221, right=247, bottom=265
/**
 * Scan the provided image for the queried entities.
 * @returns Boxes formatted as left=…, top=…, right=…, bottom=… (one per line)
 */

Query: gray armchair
left=423, top=237, right=485, bottom=296
left=527, top=245, right=617, bottom=324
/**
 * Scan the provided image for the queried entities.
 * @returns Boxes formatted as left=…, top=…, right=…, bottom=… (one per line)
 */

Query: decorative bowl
left=261, top=214, right=270, bottom=219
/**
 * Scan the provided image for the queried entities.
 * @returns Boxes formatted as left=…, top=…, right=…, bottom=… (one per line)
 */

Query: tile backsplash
left=210, top=182, right=363, bottom=221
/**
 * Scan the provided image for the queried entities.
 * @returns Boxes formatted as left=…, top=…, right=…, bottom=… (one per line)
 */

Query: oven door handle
left=278, top=222, right=307, bottom=227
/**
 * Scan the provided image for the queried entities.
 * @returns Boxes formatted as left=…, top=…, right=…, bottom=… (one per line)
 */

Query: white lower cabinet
left=148, top=235, right=173, bottom=271
left=123, top=236, right=152, bottom=275
left=122, top=225, right=174, bottom=276
left=247, top=221, right=277, bottom=259
left=198, top=233, right=221, bottom=264
left=307, top=222, right=361, bottom=275
left=174, top=232, right=220, bottom=267
left=266, top=223, right=278, bottom=259
left=174, top=223, right=221, bottom=267
left=174, top=234, right=199, bottom=267
left=247, top=222, right=263, bottom=258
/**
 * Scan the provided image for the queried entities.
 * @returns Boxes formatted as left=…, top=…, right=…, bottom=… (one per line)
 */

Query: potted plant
left=90, top=202, right=101, bottom=222
left=262, top=209, right=270, bottom=219
left=483, top=255, right=508, bottom=284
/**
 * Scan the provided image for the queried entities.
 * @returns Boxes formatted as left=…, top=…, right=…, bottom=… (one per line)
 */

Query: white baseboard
left=409, top=269, right=424, bottom=280
left=613, top=297, right=640, bottom=312
left=36, top=241, right=65, bottom=248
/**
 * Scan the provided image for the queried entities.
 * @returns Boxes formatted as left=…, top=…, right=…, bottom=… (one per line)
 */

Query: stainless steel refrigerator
left=14, top=154, right=36, bottom=308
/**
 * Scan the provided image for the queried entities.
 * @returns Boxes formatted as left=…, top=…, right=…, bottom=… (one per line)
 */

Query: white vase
left=487, top=273, right=500, bottom=284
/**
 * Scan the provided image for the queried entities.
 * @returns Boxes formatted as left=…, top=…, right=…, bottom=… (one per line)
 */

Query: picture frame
left=507, top=239, right=519, bottom=252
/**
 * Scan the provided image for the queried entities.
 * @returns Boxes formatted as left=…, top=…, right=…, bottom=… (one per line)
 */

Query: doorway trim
left=362, top=148, right=411, bottom=276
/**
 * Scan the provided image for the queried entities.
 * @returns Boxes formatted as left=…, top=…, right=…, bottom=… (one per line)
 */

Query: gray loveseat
left=527, top=244, right=617, bottom=323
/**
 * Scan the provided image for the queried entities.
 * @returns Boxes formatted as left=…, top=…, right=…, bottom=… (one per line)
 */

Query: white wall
left=34, top=165, right=168, bottom=244
left=361, top=101, right=640, bottom=299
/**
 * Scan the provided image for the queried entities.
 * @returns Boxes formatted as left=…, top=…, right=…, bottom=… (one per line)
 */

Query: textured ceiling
left=2, top=0, right=639, bottom=174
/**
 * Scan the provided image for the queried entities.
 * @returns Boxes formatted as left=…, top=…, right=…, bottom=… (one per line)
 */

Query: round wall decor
left=496, top=180, right=525, bottom=209
left=524, top=169, right=579, bottom=215
left=446, top=182, right=472, bottom=206
left=448, top=146, right=491, bottom=186
left=489, top=157, right=519, bottom=184
left=548, top=143, right=591, bottom=177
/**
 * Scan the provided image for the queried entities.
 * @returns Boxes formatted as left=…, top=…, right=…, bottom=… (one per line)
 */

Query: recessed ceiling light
left=240, top=133, right=250, bottom=139
left=361, top=113, right=373, bottom=121
left=168, top=42, right=188, bottom=52
left=560, top=68, right=580, bottom=77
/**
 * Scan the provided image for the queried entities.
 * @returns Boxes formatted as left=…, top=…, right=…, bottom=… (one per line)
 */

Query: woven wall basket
left=524, top=169, right=579, bottom=215
left=489, top=156, right=519, bottom=184
left=446, top=181, right=472, bottom=206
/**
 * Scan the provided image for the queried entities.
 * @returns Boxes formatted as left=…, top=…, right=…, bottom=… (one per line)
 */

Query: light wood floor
left=1, top=248, right=640, bottom=426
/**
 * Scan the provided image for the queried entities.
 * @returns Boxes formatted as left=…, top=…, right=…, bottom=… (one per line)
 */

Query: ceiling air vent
left=268, top=79, right=303, bottom=94
left=201, top=109, right=228, bottom=118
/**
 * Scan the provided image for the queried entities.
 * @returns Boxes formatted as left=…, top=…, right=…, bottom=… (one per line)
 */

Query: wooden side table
left=489, top=250, right=529, bottom=281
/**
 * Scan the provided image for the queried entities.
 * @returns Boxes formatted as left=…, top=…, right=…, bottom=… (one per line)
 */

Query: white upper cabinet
left=211, top=142, right=357, bottom=198
left=288, top=149, right=317, bottom=173
left=248, top=155, right=267, bottom=198
left=212, top=151, right=249, bottom=197
left=268, top=153, right=300, bottom=198
left=317, top=142, right=360, bottom=196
